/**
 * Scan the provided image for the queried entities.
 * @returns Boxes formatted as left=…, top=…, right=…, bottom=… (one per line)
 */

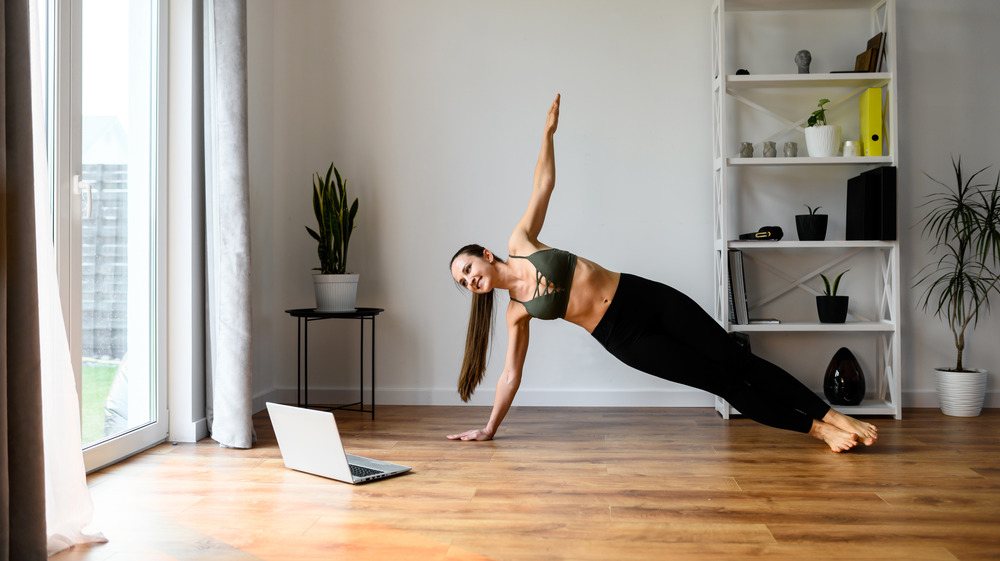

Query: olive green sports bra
left=509, top=248, right=578, bottom=320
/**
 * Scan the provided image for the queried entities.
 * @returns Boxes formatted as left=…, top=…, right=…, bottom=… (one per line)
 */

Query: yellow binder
left=859, top=88, right=883, bottom=157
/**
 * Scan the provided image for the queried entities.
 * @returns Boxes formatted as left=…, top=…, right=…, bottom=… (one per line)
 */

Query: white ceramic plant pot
left=805, top=125, right=842, bottom=157
left=934, top=368, right=988, bottom=417
left=313, top=273, right=359, bottom=312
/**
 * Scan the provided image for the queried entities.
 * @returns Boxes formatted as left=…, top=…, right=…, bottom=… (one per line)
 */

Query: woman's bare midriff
left=563, top=257, right=621, bottom=333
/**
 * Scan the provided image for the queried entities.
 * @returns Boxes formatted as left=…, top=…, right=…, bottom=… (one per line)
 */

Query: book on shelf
left=867, top=32, right=885, bottom=73
left=727, top=249, right=749, bottom=325
left=846, top=166, right=896, bottom=241
left=749, top=318, right=780, bottom=324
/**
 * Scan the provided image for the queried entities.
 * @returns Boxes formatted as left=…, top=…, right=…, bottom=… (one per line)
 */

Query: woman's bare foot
left=823, top=409, right=878, bottom=446
left=809, top=420, right=859, bottom=452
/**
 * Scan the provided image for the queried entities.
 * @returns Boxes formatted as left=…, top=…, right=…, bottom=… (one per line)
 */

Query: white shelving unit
left=711, top=0, right=901, bottom=419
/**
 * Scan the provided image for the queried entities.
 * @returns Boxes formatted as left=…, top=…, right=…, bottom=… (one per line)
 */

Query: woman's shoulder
left=507, top=233, right=550, bottom=258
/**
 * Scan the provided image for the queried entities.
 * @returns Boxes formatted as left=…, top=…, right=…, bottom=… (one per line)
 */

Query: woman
left=447, top=94, right=877, bottom=452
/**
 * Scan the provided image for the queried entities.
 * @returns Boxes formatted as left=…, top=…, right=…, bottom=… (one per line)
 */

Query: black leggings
left=591, top=274, right=830, bottom=434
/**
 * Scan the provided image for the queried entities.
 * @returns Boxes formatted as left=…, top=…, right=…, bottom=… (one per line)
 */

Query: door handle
left=73, top=174, right=93, bottom=219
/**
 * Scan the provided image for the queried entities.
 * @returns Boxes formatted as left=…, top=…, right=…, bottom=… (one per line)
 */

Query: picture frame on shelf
left=853, top=32, right=884, bottom=73
left=867, top=32, right=885, bottom=72
left=854, top=50, right=871, bottom=72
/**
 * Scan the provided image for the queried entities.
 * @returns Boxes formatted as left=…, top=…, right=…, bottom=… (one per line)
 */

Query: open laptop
left=266, top=402, right=411, bottom=484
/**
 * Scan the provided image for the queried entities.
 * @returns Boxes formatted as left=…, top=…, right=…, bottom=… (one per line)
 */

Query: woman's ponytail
left=458, top=289, right=494, bottom=401
left=451, top=244, right=498, bottom=401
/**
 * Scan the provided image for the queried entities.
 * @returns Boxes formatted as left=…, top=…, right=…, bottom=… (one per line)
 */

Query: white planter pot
left=805, top=125, right=842, bottom=157
left=934, top=368, right=988, bottom=417
left=313, top=273, right=359, bottom=312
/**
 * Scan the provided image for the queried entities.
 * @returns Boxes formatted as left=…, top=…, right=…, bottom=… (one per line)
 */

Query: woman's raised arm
left=511, top=94, right=560, bottom=250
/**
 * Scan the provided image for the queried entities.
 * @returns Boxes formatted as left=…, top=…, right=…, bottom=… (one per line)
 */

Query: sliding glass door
left=46, top=0, right=167, bottom=471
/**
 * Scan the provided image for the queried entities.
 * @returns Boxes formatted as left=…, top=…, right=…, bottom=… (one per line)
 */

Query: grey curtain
left=1, top=0, right=48, bottom=558
left=202, top=0, right=255, bottom=449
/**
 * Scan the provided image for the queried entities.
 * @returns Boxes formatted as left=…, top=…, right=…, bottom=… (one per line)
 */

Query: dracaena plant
left=915, top=157, right=1000, bottom=372
left=306, top=162, right=358, bottom=275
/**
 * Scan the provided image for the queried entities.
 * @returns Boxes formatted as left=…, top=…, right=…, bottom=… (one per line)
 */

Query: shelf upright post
left=711, top=0, right=735, bottom=419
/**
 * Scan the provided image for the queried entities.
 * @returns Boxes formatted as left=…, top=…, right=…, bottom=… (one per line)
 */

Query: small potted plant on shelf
left=795, top=204, right=828, bottom=241
left=804, top=98, right=841, bottom=158
left=817, top=270, right=849, bottom=323
left=306, top=161, right=360, bottom=312
left=915, top=156, right=1000, bottom=417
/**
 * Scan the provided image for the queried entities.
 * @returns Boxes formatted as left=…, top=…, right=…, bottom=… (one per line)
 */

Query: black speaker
left=846, top=166, right=896, bottom=240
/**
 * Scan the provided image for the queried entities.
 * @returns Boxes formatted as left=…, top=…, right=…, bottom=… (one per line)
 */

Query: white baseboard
left=167, top=416, right=209, bottom=443
left=253, top=389, right=283, bottom=414
left=905, top=389, right=1000, bottom=409
left=260, top=387, right=718, bottom=409
left=254, top=387, right=1000, bottom=413
left=904, top=389, right=939, bottom=408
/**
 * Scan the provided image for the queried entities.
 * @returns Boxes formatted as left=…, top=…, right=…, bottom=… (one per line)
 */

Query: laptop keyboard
left=350, top=464, right=385, bottom=478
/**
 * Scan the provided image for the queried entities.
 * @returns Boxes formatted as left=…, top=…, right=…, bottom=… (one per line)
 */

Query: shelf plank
left=830, top=400, right=898, bottom=416
left=725, top=0, right=885, bottom=12
left=730, top=321, right=895, bottom=332
left=728, top=240, right=895, bottom=249
left=727, top=156, right=893, bottom=166
left=724, top=398, right=899, bottom=418
left=726, top=73, right=891, bottom=88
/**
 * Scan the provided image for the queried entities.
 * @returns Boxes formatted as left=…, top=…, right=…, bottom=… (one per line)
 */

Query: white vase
left=805, top=125, right=842, bottom=157
left=313, top=273, right=359, bottom=312
left=934, top=368, right=988, bottom=417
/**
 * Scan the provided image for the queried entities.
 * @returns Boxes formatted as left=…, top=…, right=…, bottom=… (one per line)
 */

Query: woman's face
left=451, top=250, right=494, bottom=294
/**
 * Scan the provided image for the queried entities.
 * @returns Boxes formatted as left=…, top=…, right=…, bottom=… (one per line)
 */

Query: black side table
left=285, top=307, right=384, bottom=418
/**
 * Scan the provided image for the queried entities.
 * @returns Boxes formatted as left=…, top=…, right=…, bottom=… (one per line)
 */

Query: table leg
left=296, top=317, right=302, bottom=407
left=303, top=317, right=310, bottom=408
left=359, top=316, right=364, bottom=415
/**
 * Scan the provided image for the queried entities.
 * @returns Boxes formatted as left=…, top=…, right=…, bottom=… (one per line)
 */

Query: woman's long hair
left=451, top=244, right=498, bottom=402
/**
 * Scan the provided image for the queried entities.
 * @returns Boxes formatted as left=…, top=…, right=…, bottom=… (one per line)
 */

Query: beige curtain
left=203, top=0, right=255, bottom=449
left=2, top=0, right=48, bottom=558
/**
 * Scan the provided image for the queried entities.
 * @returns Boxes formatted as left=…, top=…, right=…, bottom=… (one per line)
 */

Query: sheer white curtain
left=27, top=0, right=105, bottom=555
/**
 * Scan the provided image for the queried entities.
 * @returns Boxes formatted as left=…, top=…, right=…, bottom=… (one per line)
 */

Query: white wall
left=896, top=0, right=1000, bottom=407
left=245, top=0, right=1000, bottom=410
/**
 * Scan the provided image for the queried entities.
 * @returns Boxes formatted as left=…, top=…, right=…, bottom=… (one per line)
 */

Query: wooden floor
left=54, top=406, right=999, bottom=561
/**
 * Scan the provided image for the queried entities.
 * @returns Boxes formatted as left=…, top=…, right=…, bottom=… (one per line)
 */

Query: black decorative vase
left=824, top=347, right=866, bottom=405
left=816, top=295, right=848, bottom=323
left=795, top=214, right=828, bottom=241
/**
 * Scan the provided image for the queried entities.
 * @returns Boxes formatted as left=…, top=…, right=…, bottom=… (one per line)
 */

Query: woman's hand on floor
left=446, top=427, right=494, bottom=441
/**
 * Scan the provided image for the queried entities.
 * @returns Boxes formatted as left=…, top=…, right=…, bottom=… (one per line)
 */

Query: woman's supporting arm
left=447, top=304, right=531, bottom=440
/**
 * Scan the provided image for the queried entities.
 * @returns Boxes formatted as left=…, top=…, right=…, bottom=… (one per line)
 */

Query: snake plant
left=306, top=162, right=358, bottom=275
left=820, top=270, right=849, bottom=297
